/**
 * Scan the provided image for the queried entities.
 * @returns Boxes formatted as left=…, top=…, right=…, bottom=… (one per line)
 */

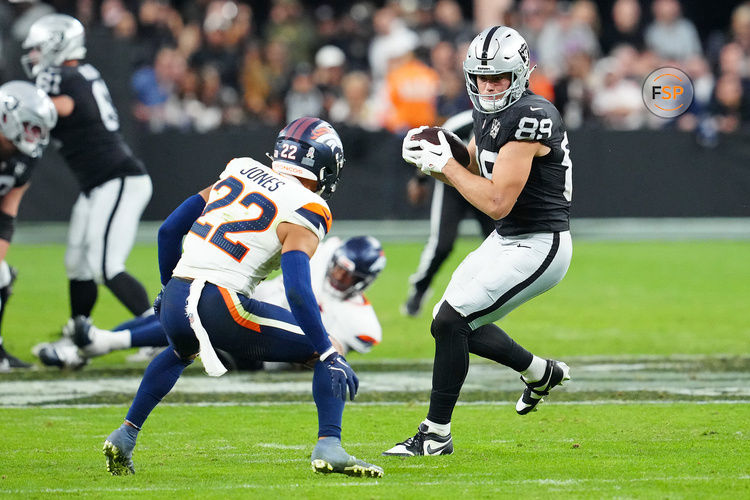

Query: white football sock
left=423, top=419, right=451, bottom=436
left=108, top=329, right=133, bottom=350
left=83, top=328, right=132, bottom=356
left=521, top=355, right=548, bottom=382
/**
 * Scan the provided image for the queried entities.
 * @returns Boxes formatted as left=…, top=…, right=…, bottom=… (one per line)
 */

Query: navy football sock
left=130, top=317, right=169, bottom=348
left=114, top=314, right=154, bottom=332
left=313, top=361, right=344, bottom=439
left=125, top=348, right=191, bottom=428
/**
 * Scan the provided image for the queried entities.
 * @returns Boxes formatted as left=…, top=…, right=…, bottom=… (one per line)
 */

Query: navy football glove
left=321, top=350, right=359, bottom=402
left=153, top=286, right=165, bottom=317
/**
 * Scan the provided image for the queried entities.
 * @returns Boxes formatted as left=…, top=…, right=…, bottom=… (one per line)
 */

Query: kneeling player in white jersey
left=44, top=236, right=385, bottom=369
left=102, top=117, right=383, bottom=478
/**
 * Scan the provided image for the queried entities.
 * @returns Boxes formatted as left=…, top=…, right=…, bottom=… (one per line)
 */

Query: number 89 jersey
left=174, top=157, right=333, bottom=297
left=473, top=90, right=572, bottom=236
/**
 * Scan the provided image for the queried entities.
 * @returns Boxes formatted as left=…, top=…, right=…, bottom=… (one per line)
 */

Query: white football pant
left=65, top=174, right=152, bottom=283
left=434, top=230, right=572, bottom=330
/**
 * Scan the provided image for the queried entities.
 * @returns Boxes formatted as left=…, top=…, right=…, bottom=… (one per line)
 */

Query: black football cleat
left=382, top=423, right=453, bottom=457
left=516, top=359, right=570, bottom=415
left=401, top=287, right=430, bottom=317
left=0, top=345, right=33, bottom=371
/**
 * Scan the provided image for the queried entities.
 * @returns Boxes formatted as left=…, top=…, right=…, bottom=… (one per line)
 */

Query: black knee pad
left=431, top=301, right=471, bottom=339
left=168, top=330, right=200, bottom=361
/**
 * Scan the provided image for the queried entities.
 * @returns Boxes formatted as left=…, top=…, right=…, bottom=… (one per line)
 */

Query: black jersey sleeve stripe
left=465, top=232, right=560, bottom=323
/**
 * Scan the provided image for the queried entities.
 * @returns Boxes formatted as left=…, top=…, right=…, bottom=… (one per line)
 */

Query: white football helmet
left=21, top=14, right=87, bottom=78
left=463, top=26, right=534, bottom=113
left=0, top=81, right=58, bottom=158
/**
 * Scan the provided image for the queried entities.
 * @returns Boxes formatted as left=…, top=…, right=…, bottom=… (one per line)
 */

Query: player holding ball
left=384, top=26, right=575, bottom=457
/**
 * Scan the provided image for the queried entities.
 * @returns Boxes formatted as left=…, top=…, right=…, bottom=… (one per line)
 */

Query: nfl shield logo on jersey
left=490, top=118, right=501, bottom=139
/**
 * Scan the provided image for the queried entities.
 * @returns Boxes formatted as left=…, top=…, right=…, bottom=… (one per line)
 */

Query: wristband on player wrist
left=0, top=211, right=16, bottom=242
left=319, top=346, right=337, bottom=362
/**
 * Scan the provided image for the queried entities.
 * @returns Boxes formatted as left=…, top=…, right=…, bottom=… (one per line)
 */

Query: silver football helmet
left=21, top=14, right=87, bottom=78
left=0, top=81, right=58, bottom=158
left=463, top=26, right=534, bottom=113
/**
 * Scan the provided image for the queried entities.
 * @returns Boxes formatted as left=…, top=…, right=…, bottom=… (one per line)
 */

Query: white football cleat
left=125, top=347, right=163, bottom=363
left=34, top=337, right=88, bottom=370
left=72, top=315, right=115, bottom=357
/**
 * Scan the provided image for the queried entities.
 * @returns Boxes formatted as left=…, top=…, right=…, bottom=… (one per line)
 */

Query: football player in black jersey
left=384, top=26, right=574, bottom=457
left=402, top=109, right=494, bottom=317
left=22, top=14, right=154, bottom=361
left=0, top=80, right=57, bottom=371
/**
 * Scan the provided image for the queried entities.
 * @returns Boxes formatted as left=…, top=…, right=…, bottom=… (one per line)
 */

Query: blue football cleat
left=103, top=424, right=138, bottom=475
left=310, top=437, right=383, bottom=478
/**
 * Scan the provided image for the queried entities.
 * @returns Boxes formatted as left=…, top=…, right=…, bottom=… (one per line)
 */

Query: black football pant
left=426, top=302, right=533, bottom=425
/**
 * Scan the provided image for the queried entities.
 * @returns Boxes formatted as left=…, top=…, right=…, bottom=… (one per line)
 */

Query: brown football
left=411, top=126, right=471, bottom=168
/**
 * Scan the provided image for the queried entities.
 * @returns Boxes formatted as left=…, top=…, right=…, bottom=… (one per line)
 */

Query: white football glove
left=402, top=126, right=428, bottom=166
left=418, top=131, right=454, bottom=174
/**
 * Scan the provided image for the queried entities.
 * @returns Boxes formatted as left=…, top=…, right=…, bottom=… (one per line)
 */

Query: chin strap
left=526, top=64, right=537, bottom=85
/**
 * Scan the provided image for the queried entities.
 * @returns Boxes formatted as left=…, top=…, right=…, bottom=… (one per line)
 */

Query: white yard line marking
left=1, top=357, right=748, bottom=407
left=1, top=399, right=749, bottom=410
left=3, top=475, right=749, bottom=494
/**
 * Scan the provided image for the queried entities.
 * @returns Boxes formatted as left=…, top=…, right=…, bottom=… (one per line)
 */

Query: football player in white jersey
left=102, top=117, right=383, bottom=478
left=258, top=235, right=385, bottom=357
left=43, top=236, right=386, bottom=368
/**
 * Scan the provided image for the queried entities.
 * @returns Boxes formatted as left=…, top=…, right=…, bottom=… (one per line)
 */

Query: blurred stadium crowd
left=2, top=0, right=749, bottom=136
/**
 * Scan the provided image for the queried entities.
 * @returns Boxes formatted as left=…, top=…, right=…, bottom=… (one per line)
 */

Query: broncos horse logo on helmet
left=271, top=117, right=344, bottom=200
left=325, top=236, right=386, bottom=299
left=21, top=14, right=87, bottom=78
left=0, top=81, right=58, bottom=158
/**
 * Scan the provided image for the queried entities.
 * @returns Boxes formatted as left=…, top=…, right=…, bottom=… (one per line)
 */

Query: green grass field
left=1, top=239, right=749, bottom=498
left=5, top=239, right=750, bottom=360
left=1, top=404, right=748, bottom=498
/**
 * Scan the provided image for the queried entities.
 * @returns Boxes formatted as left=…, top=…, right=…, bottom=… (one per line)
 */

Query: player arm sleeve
left=157, top=194, right=206, bottom=285
left=0, top=183, right=29, bottom=244
left=280, top=250, right=334, bottom=357
left=0, top=212, right=15, bottom=243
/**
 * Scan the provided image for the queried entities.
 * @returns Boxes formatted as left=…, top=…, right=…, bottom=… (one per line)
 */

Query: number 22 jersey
left=174, top=157, right=333, bottom=296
